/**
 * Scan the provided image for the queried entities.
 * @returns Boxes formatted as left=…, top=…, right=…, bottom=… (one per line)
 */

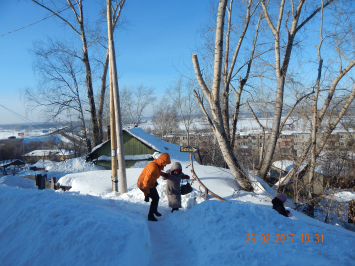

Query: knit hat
left=170, top=162, right=182, bottom=172
left=276, top=193, right=287, bottom=203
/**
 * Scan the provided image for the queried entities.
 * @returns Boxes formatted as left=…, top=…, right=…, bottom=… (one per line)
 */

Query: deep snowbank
left=2, top=155, right=355, bottom=266
left=25, top=158, right=105, bottom=181
left=168, top=200, right=355, bottom=266
left=0, top=182, right=151, bottom=266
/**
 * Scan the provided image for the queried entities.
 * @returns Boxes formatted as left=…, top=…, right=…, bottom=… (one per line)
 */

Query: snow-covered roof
left=93, top=154, right=154, bottom=162
left=24, top=150, right=75, bottom=157
left=125, top=128, right=188, bottom=161
left=272, top=160, right=296, bottom=172
left=272, top=160, right=323, bottom=174
left=90, top=128, right=191, bottom=162
left=0, top=159, right=25, bottom=167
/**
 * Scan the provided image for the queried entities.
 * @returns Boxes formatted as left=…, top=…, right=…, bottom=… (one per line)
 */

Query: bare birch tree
left=29, top=0, right=127, bottom=146
left=281, top=1, right=355, bottom=192
left=24, top=39, right=92, bottom=151
left=167, top=76, right=201, bottom=145
left=121, top=85, right=156, bottom=127
left=152, top=98, right=179, bottom=140
left=257, top=0, right=335, bottom=180
left=191, top=0, right=265, bottom=191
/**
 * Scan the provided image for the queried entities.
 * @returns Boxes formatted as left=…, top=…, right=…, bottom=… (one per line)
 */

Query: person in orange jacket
left=137, top=153, right=171, bottom=221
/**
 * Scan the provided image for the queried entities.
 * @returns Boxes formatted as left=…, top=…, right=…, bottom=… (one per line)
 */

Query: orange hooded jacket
left=137, top=153, right=171, bottom=195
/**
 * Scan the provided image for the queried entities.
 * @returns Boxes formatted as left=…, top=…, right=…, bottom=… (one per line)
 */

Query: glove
left=144, top=195, right=150, bottom=202
left=161, top=172, right=168, bottom=178
left=185, top=175, right=190, bottom=179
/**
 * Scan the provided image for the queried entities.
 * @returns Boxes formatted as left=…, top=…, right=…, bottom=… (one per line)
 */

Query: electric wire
left=0, top=103, right=47, bottom=131
left=0, top=4, right=74, bottom=37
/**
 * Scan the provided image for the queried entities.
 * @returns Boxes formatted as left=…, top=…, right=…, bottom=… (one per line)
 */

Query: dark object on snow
left=349, top=200, right=355, bottom=223
left=142, top=187, right=161, bottom=222
left=180, top=180, right=193, bottom=195
left=171, top=208, right=179, bottom=213
left=36, top=174, right=46, bottom=190
left=272, top=197, right=292, bottom=217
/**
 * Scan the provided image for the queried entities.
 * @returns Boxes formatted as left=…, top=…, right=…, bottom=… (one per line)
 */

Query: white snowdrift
left=0, top=184, right=150, bottom=266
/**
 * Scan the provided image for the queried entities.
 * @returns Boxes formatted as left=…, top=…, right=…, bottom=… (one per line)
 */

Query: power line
left=0, top=103, right=45, bottom=130
left=0, top=5, right=73, bottom=38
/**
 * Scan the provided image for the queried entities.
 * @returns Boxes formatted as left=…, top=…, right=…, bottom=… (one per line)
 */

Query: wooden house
left=271, top=160, right=324, bottom=196
left=86, top=128, right=162, bottom=169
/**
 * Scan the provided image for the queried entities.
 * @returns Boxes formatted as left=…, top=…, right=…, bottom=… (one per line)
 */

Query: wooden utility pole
left=107, top=0, right=127, bottom=193
left=109, top=61, right=118, bottom=191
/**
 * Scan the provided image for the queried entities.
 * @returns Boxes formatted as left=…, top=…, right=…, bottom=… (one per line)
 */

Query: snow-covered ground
left=1, top=153, right=355, bottom=265
left=1, top=124, right=355, bottom=265
left=0, top=127, right=55, bottom=139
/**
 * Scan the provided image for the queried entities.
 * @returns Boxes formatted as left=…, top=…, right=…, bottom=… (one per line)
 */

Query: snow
left=272, top=160, right=323, bottom=175
left=94, top=154, right=153, bottom=161
left=1, top=126, right=355, bottom=265
left=331, top=190, right=355, bottom=203
left=0, top=154, right=354, bottom=265
left=0, top=175, right=37, bottom=189
left=22, top=135, right=62, bottom=143
left=272, top=160, right=296, bottom=172
left=24, top=149, right=75, bottom=157
left=22, top=158, right=105, bottom=181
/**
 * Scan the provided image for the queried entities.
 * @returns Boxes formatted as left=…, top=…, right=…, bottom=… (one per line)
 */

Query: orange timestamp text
left=246, top=234, right=323, bottom=243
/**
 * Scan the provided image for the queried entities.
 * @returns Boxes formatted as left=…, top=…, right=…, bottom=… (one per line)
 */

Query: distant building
left=23, top=150, right=75, bottom=164
left=271, top=160, right=324, bottom=196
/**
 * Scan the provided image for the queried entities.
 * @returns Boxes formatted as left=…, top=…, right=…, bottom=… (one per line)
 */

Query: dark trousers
left=148, top=187, right=159, bottom=206
left=141, top=187, right=160, bottom=215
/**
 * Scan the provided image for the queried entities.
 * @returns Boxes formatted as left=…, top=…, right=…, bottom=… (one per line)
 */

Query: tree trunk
left=78, top=6, right=100, bottom=147
left=97, top=51, right=110, bottom=143
left=191, top=0, right=254, bottom=191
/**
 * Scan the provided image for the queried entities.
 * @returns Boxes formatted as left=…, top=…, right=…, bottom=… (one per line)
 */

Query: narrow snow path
left=147, top=209, right=198, bottom=266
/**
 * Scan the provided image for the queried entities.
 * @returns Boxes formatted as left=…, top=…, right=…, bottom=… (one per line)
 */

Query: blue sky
left=0, top=0, right=209, bottom=124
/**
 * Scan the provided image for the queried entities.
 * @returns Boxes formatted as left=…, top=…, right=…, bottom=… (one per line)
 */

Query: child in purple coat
left=272, top=193, right=293, bottom=217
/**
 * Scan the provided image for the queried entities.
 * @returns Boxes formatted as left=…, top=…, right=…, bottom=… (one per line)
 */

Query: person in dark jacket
left=161, top=162, right=190, bottom=213
left=272, top=193, right=293, bottom=217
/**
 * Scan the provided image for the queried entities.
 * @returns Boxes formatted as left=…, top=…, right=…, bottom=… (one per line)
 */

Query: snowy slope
left=0, top=156, right=354, bottom=266
left=0, top=180, right=150, bottom=266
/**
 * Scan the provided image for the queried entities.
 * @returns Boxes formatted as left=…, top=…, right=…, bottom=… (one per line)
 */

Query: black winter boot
left=148, top=204, right=158, bottom=221
left=148, top=213, right=158, bottom=221
left=171, top=208, right=179, bottom=213
left=153, top=204, right=162, bottom=217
